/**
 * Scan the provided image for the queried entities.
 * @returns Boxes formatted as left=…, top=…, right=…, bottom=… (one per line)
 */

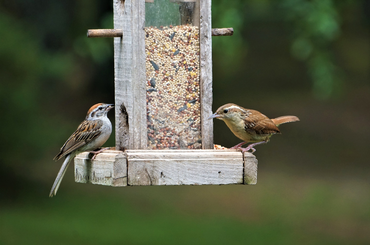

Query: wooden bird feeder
left=75, top=0, right=257, bottom=187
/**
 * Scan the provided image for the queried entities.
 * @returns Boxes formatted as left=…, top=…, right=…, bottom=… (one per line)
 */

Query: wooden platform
left=74, top=150, right=257, bottom=186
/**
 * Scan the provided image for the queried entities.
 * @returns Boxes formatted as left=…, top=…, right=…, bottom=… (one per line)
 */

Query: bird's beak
left=107, top=104, right=114, bottom=110
left=208, top=112, right=221, bottom=120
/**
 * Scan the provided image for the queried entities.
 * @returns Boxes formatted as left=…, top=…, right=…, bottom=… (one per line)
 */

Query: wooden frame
left=113, top=0, right=213, bottom=150
left=74, top=0, right=258, bottom=186
left=75, top=150, right=257, bottom=186
left=114, top=0, right=147, bottom=150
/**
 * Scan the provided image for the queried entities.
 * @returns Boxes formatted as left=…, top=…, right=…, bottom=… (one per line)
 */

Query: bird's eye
left=98, top=107, right=103, bottom=110
left=223, top=109, right=229, bottom=113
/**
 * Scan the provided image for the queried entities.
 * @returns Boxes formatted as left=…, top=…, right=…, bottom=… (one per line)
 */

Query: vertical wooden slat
left=199, top=0, right=213, bottom=149
left=244, top=152, right=258, bottom=185
left=114, top=0, right=147, bottom=150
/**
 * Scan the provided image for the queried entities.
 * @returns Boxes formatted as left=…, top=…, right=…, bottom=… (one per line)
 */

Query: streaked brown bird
left=209, top=103, right=299, bottom=153
left=50, top=103, right=114, bottom=197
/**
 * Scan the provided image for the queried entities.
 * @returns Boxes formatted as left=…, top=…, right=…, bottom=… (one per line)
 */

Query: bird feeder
left=75, top=0, right=257, bottom=187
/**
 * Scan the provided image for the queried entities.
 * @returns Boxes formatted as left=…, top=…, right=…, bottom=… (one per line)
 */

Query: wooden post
left=114, top=0, right=147, bottom=151
left=244, top=153, right=258, bottom=184
left=200, top=0, right=213, bottom=149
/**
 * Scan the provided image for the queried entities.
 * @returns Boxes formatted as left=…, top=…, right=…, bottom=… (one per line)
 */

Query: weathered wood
left=75, top=150, right=127, bottom=186
left=75, top=1, right=259, bottom=189
left=127, top=150, right=243, bottom=185
left=244, top=152, right=258, bottom=185
left=200, top=0, right=213, bottom=149
left=74, top=150, right=258, bottom=186
left=170, top=0, right=197, bottom=2
left=86, top=28, right=233, bottom=38
left=212, top=28, right=234, bottom=36
left=87, top=29, right=123, bottom=38
left=114, top=0, right=147, bottom=151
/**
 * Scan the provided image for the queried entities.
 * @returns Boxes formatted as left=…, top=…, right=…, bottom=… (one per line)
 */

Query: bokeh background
left=1, top=0, right=369, bottom=244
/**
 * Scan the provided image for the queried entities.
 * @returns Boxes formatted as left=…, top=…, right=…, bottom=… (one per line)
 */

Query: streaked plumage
left=50, top=103, right=114, bottom=197
left=209, top=103, right=299, bottom=152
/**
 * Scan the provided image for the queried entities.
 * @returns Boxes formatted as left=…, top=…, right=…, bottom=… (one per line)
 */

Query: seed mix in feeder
left=145, top=25, right=201, bottom=149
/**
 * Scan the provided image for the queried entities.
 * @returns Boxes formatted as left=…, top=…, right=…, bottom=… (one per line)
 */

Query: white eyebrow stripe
left=227, top=105, right=247, bottom=113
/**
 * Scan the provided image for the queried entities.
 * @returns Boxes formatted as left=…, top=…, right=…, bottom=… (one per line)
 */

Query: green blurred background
left=1, top=0, right=369, bottom=244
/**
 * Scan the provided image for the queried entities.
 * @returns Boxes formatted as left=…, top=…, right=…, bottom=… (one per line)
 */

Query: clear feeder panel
left=145, top=0, right=201, bottom=149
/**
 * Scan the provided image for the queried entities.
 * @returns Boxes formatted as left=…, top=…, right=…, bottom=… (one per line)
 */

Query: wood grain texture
left=74, top=150, right=257, bottom=186
left=127, top=150, right=243, bottom=186
left=74, top=150, right=127, bottom=186
left=211, top=28, right=234, bottom=36
left=87, top=29, right=123, bottom=38
left=199, top=0, right=213, bottom=149
left=114, top=0, right=147, bottom=150
left=243, top=152, right=258, bottom=185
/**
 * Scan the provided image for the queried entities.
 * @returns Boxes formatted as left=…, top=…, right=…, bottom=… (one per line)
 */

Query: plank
left=74, top=150, right=127, bottom=186
left=74, top=150, right=257, bottom=186
left=199, top=0, right=213, bottom=149
left=127, top=150, right=243, bottom=186
left=114, top=0, right=147, bottom=150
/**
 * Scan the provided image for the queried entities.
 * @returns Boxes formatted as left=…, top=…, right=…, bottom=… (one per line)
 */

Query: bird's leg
left=90, top=147, right=111, bottom=160
left=230, top=142, right=247, bottom=149
left=240, top=141, right=267, bottom=153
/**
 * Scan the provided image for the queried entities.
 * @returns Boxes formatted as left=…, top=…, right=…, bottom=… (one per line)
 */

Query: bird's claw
left=230, top=142, right=246, bottom=149
left=238, top=141, right=268, bottom=153
left=238, top=146, right=256, bottom=153
left=90, top=147, right=111, bottom=160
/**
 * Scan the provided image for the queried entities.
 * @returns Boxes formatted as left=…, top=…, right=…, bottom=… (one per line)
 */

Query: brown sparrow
left=50, top=103, right=114, bottom=197
left=209, top=103, right=299, bottom=153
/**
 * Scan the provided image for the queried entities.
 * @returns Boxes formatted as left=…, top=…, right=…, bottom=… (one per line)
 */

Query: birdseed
left=145, top=25, right=201, bottom=149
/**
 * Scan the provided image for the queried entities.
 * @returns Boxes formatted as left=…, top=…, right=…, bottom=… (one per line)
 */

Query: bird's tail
left=49, top=152, right=75, bottom=197
left=271, top=115, right=300, bottom=127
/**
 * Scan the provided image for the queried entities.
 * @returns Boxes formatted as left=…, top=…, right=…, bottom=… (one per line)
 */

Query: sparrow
left=209, top=103, right=299, bottom=153
left=50, top=103, right=114, bottom=197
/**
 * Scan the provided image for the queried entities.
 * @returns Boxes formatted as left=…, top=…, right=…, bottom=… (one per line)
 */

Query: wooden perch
left=87, top=29, right=123, bottom=38
left=87, top=28, right=233, bottom=38
left=211, top=28, right=234, bottom=36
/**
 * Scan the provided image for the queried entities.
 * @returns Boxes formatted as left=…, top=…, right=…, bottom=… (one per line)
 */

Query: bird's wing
left=53, top=120, right=103, bottom=161
left=244, top=110, right=280, bottom=135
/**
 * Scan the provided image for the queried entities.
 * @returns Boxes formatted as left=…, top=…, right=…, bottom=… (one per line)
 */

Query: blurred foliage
left=0, top=0, right=369, bottom=244
left=281, top=0, right=342, bottom=99
left=0, top=1, right=114, bottom=200
left=0, top=10, right=71, bottom=199
left=212, top=0, right=367, bottom=99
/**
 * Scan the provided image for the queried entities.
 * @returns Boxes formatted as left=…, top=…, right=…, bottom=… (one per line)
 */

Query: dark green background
left=1, top=0, right=369, bottom=244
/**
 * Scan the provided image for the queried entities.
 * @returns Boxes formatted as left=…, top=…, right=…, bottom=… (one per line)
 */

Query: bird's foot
left=230, top=142, right=246, bottom=149
left=90, top=147, right=111, bottom=160
left=239, top=145, right=257, bottom=153
left=238, top=141, right=267, bottom=153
